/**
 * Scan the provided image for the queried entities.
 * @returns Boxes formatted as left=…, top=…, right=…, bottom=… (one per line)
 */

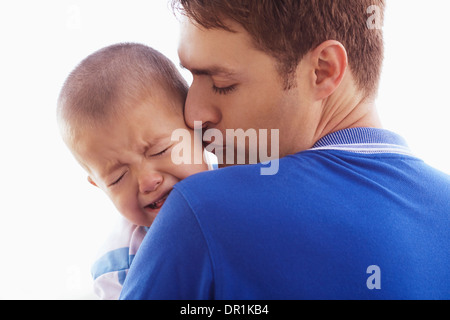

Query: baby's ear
left=87, top=176, right=98, bottom=187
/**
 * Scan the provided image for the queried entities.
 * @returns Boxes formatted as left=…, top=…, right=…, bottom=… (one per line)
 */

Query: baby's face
left=76, top=93, right=208, bottom=227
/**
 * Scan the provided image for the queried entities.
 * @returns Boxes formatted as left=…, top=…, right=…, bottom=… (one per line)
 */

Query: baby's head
left=57, top=43, right=208, bottom=227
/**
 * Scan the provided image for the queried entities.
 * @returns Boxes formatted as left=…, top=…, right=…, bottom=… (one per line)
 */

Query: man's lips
left=203, top=140, right=227, bottom=150
left=202, top=131, right=221, bottom=149
left=144, top=191, right=171, bottom=211
left=202, top=140, right=211, bottom=149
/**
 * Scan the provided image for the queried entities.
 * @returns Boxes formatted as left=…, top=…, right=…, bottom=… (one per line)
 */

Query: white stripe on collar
left=309, top=128, right=414, bottom=156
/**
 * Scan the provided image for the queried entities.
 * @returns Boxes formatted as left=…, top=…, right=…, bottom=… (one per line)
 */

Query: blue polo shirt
left=120, top=128, right=450, bottom=299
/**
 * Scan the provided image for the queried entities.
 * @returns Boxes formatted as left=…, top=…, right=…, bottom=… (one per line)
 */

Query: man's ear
left=87, top=176, right=98, bottom=187
left=310, top=40, right=348, bottom=100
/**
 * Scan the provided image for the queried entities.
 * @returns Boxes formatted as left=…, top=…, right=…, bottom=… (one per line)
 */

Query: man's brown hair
left=172, top=0, right=385, bottom=97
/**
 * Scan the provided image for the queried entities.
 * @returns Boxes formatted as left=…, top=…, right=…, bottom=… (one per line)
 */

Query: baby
left=57, top=43, right=214, bottom=299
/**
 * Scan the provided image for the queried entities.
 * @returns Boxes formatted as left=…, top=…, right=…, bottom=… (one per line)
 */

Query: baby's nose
left=138, top=172, right=163, bottom=194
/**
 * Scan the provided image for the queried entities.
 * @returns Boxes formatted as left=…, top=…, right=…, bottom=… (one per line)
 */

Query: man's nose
left=138, top=171, right=163, bottom=194
left=184, top=79, right=222, bottom=129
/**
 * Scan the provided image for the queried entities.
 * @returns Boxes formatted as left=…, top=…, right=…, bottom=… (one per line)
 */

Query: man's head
left=174, top=0, right=384, bottom=96
left=57, top=43, right=208, bottom=226
left=174, top=0, right=385, bottom=162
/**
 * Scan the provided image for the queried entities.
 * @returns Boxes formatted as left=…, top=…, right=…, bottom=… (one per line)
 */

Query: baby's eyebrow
left=134, top=136, right=165, bottom=154
left=102, top=161, right=125, bottom=178
left=100, top=136, right=167, bottom=178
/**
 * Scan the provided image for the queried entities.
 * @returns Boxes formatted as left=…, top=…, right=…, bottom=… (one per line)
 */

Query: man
left=120, top=0, right=450, bottom=299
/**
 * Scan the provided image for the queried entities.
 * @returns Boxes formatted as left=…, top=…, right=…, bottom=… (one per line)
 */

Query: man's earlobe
left=87, top=176, right=98, bottom=187
left=312, top=40, right=348, bottom=100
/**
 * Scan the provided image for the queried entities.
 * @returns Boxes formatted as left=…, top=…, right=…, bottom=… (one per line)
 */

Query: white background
left=0, top=1, right=448, bottom=299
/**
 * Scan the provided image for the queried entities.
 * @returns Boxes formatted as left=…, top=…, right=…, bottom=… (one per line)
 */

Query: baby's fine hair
left=57, top=43, right=188, bottom=141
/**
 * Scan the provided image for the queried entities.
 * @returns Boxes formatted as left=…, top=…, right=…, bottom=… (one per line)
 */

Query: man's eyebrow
left=179, top=63, right=236, bottom=77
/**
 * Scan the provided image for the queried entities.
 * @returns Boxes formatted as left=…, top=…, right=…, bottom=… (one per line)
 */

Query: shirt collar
left=310, top=127, right=413, bottom=156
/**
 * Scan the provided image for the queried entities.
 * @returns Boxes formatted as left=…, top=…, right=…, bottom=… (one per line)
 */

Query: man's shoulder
left=172, top=152, right=327, bottom=204
left=174, top=162, right=263, bottom=199
left=176, top=156, right=290, bottom=189
left=172, top=148, right=450, bottom=211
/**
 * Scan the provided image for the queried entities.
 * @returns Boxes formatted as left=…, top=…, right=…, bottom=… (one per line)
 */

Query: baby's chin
left=141, top=204, right=163, bottom=226
left=138, top=190, right=172, bottom=226
left=135, top=213, right=157, bottom=228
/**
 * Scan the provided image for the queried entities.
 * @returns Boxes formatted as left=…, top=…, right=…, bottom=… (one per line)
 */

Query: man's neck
left=312, top=76, right=382, bottom=143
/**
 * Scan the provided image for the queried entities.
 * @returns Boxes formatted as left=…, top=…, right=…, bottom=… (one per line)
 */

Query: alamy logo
left=366, top=265, right=381, bottom=290
left=171, top=121, right=280, bottom=175
left=66, top=4, right=82, bottom=30
left=366, top=5, right=383, bottom=30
